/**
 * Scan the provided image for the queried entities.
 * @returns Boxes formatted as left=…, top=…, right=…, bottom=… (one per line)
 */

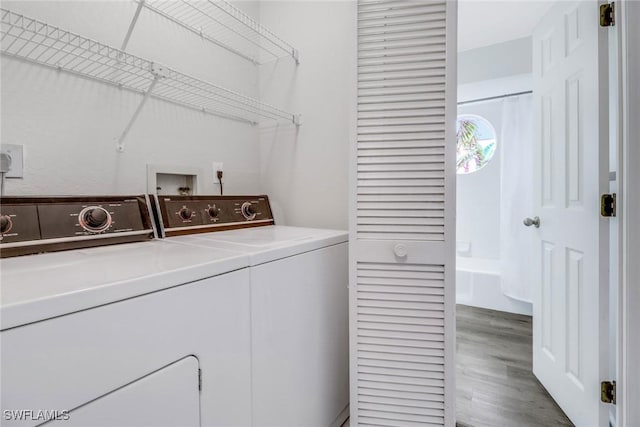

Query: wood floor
left=344, top=305, right=573, bottom=427
left=456, top=304, right=573, bottom=427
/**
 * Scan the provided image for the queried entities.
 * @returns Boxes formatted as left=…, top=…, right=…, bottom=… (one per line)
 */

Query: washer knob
left=79, top=206, right=112, bottom=233
left=207, top=206, right=220, bottom=218
left=241, top=202, right=257, bottom=220
left=179, top=207, right=194, bottom=221
left=0, top=215, right=12, bottom=234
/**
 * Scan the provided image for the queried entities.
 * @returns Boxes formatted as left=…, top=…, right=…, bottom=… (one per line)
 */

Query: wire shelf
left=0, top=8, right=299, bottom=126
left=141, top=0, right=299, bottom=65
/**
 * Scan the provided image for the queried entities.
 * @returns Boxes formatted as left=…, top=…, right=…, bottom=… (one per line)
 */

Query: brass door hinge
left=601, top=380, right=616, bottom=404
left=601, top=193, right=616, bottom=217
left=600, top=2, right=615, bottom=27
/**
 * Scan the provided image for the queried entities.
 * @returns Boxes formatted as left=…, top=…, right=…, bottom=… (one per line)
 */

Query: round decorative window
left=456, top=114, right=497, bottom=174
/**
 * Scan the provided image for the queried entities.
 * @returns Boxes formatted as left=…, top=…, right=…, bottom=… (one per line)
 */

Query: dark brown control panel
left=0, top=196, right=155, bottom=258
left=154, top=195, right=274, bottom=237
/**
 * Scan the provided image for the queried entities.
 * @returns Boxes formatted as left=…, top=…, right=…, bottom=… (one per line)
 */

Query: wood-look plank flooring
left=344, top=305, right=573, bottom=427
left=456, top=304, right=573, bottom=427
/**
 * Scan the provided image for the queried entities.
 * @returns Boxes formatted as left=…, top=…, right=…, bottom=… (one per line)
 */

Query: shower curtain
left=500, top=94, right=534, bottom=303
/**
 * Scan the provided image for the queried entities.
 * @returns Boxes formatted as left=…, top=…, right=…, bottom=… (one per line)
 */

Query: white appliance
left=155, top=195, right=350, bottom=427
left=0, top=196, right=253, bottom=427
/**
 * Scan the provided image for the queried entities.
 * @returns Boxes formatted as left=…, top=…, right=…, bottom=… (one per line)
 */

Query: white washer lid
left=0, top=240, right=248, bottom=330
left=168, top=225, right=348, bottom=266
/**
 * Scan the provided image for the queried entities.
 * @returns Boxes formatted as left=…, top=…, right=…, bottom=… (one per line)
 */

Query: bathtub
left=456, top=257, right=532, bottom=316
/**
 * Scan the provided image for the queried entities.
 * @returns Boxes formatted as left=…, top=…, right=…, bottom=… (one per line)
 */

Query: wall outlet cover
left=1, top=144, right=24, bottom=178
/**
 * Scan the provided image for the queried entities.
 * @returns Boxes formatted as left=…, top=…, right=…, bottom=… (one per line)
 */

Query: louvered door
left=350, top=1, right=456, bottom=426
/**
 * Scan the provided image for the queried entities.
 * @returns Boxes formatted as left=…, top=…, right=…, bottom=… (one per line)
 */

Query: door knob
left=523, top=216, right=540, bottom=228
left=394, top=244, right=408, bottom=258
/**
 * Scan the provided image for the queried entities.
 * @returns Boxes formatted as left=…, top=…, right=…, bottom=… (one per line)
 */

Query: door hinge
left=600, top=2, right=615, bottom=27
left=601, top=380, right=616, bottom=404
left=198, top=368, right=202, bottom=391
left=601, top=193, right=616, bottom=217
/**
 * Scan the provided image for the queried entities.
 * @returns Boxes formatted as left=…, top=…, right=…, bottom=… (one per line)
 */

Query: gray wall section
left=458, top=37, right=532, bottom=84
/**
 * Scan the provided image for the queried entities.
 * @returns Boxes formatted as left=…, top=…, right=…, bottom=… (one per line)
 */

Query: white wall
left=1, top=1, right=262, bottom=196
left=257, top=1, right=355, bottom=230
left=458, top=36, right=532, bottom=85
left=1, top=1, right=355, bottom=231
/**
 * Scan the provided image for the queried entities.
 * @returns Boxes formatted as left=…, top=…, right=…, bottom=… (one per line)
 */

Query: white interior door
left=350, top=1, right=457, bottom=425
left=532, top=2, right=609, bottom=426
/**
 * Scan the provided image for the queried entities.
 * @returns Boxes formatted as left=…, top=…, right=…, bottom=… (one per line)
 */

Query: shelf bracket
left=116, top=63, right=167, bottom=152
left=121, top=0, right=145, bottom=51
left=293, top=114, right=302, bottom=126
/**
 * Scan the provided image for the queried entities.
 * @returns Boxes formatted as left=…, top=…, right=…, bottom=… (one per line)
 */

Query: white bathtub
left=456, top=257, right=532, bottom=316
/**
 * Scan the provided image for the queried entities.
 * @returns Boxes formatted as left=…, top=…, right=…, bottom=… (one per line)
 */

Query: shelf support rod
left=116, top=65, right=165, bottom=152
left=121, top=0, right=145, bottom=51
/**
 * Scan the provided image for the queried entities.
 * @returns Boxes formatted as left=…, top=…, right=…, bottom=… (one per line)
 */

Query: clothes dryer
left=155, top=195, right=349, bottom=427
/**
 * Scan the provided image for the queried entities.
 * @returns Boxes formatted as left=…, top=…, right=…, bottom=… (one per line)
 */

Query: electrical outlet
left=0, top=144, right=24, bottom=178
left=212, top=162, right=223, bottom=180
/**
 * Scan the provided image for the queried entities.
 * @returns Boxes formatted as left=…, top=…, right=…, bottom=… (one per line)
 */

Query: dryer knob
left=179, top=207, right=194, bottom=221
left=207, top=206, right=220, bottom=218
left=0, top=215, right=12, bottom=234
left=241, top=202, right=257, bottom=220
left=86, top=208, right=108, bottom=228
left=79, top=206, right=112, bottom=233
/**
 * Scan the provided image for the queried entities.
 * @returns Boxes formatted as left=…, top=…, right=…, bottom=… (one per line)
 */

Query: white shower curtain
left=500, top=94, right=534, bottom=303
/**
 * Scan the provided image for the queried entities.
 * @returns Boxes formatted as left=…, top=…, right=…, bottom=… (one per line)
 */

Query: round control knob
left=179, top=207, right=194, bottom=221
left=0, top=215, right=13, bottom=234
left=241, top=202, right=257, bottom=221
left=86, top=208, right=108, bottom=228
left=79, top=206, right=112, bottom=233
left=206, top=206, right=220, bottom=219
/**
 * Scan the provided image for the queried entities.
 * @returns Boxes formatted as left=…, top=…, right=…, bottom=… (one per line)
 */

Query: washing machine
left=0, top=196, right=253, bottom=427
left=154, top=195, right=350, bottom=427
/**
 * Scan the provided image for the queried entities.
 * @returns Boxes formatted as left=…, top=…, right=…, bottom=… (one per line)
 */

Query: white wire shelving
left=0, top=8, right=300, bottom=151
left=128, top=0, right=299, bottom=65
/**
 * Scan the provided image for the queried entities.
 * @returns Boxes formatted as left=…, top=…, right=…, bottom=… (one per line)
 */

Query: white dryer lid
left=0, top=240, right=248, bottom=329
left=169, top=225, right=348, bottom=266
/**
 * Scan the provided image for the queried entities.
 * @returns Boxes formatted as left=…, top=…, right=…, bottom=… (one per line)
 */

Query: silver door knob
left=523, top=216, right=540, bottom=228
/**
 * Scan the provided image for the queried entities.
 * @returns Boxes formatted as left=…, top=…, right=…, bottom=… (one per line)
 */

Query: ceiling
left=458, top=1, right=555, bottom=52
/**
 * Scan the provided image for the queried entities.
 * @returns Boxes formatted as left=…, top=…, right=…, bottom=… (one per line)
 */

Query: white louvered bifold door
left=349, top=1, right=456, bottom=426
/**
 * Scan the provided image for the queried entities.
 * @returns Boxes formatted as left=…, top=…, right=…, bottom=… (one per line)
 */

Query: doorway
left=455, top=1, right=616, bottom=426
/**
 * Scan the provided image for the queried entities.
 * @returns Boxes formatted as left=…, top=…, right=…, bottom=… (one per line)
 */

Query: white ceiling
left=458, top=1, right=555, bottom=52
